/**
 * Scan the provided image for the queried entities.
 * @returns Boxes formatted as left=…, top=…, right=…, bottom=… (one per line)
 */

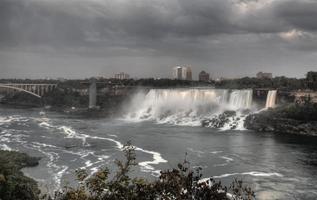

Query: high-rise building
left=199, top=71, right=210, bottom=82
left=173, top=66, right=192, bottom=80
left=184, top=67, right=192, bottom=81
left=173, top=66, right=183, bottom=80
left=114, top=72, right=130, bottom=80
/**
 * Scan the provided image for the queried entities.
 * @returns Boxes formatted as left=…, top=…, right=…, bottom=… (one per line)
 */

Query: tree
left=306, top=71, right=317, bottom=90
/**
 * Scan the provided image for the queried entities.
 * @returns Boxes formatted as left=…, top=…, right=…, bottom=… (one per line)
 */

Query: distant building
left=199, top=71, right=210, bottom=82
left=183, top=67, right=192, bottom=81
left=57, top=77, right=66, bottom=82
left=173, top=66, right=192, bottom=80
left=173, top=66, right=183, bottom=80
left=114, top=72, right=130, bottom=80
left=257, top=72, right=273, bottom=79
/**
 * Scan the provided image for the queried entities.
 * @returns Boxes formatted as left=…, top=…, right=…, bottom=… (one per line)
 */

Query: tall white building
left=173, top=66, right=192, bottom=80
left=173, top=66, right=183, bottom=80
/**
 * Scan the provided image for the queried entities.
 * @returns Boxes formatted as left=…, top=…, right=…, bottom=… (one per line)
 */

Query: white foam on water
left=0, top=144, right=13, bottom=151
left=38, top=121, right=54, bottom=129
left=58, top=126, right=77, bottom=137
left=0, top=115, right=29, bottom=126
left=0, top=116, right=14, bottom=125
left=210, top=151, right=223, bottom=154
left=89, top=135, right=124, bottom=149
left=108, top=134, right=118, bottom=138
left=35, top=118, right=168, bottom=182
left=28, top=142, right=65, bottom=191
left=81, top=155, right=111, bottom=177
left=213, top=156, right=235, bottom=167
left=0, top=129, right=28, bottom=145
left=88, top=135, right=168, bottom=176
left=32, top=142, right=59, bottom=149
left=211, top=171, right=284, bottom=179
left=0, top=136, right=11, bottom=142
left=221, top=156, right=234, bottom=162
left=198, top=171, right=284, bottom=193
left=37, top=118, right=89, bottom=146
left=56, top=166, right=69, bottom=187
left=19, top=140, right=82, bottom=192
left=85, top=160, right=93, bottom=168
left=136, top=147, right=168, bottom=176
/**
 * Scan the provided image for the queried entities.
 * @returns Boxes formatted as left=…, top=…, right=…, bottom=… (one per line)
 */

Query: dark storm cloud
left=0, top=0, right=88, bottom=47
left=1, top=0, right=317, bottom=47
left=275, top=0, right=317, bottom=31
left=0, top=0, right=317, bottom=78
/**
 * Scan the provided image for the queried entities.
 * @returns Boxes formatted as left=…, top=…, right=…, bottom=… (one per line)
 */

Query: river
left=0, top=89, right=317, bottom=199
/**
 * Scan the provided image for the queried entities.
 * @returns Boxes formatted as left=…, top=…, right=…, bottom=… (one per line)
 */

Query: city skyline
left=1, top=0, right=317, bottom=79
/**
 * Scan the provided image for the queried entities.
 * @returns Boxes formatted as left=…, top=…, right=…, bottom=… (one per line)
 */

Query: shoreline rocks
left=244, top=112, right=317, bottom=136
left=202, top=111, right=237, bottom=129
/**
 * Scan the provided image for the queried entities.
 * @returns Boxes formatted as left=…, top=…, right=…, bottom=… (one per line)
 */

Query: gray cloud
left=275, top=0, right=317, bottom=31
left=1, top=0, right=317, bottom=45
left=0, top=0, right=317, bottom=78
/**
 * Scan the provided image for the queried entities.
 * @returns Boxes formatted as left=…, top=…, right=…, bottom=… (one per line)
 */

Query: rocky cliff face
left=245, top=112, right=317, bottom=136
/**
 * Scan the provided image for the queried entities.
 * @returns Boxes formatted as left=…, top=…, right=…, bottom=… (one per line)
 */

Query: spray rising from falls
left=265, top=90, right=277, bottom=109
left=124, top=89, right=253, bottom=129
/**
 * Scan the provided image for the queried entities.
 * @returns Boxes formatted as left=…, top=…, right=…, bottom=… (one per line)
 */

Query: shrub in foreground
left=0, top=150, right=41, bottom=200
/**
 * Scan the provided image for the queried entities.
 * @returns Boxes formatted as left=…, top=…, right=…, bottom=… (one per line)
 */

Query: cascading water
left=265, top=90, right=277, bottom=109
left=228, top=90, right=253, bottom=110
left=124, top=89, right=253, bottom=129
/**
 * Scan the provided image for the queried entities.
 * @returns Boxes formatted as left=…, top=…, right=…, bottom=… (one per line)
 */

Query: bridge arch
left=0, top=84, right=41, bottom=98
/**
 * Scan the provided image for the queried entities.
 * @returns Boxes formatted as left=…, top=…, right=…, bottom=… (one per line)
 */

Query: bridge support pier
left=89, top=78, right=97, bottom=109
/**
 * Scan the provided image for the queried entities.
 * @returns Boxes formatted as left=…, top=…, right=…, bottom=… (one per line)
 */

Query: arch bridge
left=0, top=83, right=57, bottom=98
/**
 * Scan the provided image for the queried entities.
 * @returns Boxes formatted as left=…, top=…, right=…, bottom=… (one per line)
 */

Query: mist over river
left=1, top=104, right=317, bottom=199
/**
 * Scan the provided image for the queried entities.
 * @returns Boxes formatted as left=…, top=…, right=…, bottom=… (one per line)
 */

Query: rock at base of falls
left=202, top=111, right=237, bottom=129
left=201, top=109, right=252, bottom=130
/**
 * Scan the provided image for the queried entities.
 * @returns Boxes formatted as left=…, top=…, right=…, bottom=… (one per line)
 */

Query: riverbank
left=0, top=150, right=41, bottom=200
left=244, top=103, right=317, bottom=136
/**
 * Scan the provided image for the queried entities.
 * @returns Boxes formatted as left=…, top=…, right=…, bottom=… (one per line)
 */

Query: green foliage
left=52, top=143, right=255, bottom=200
left=306, top=71, right=317, bottom=90
left=43, top=89, right=88, bottom=108
left=259, top=99, right=317, bottom=121
left=0, top=151, right=41, bottom=200
left=284, top=102, right=317, bottom=121
left=101, top=78, right=212, bottom=88
left=1, top=92, right=42, bottom=107
left=215, top=76, right=306, bottom=90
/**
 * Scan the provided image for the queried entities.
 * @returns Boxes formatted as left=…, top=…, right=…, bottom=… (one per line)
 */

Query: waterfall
left=124, top=88, right=253, bottom=128
left=265, top=90, right=277, bottom=109
left=228, top=90, right=253, bottom=110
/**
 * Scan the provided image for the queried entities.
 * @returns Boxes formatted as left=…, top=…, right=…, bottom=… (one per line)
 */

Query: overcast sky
left=1, top=0, right=317, bottom=79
